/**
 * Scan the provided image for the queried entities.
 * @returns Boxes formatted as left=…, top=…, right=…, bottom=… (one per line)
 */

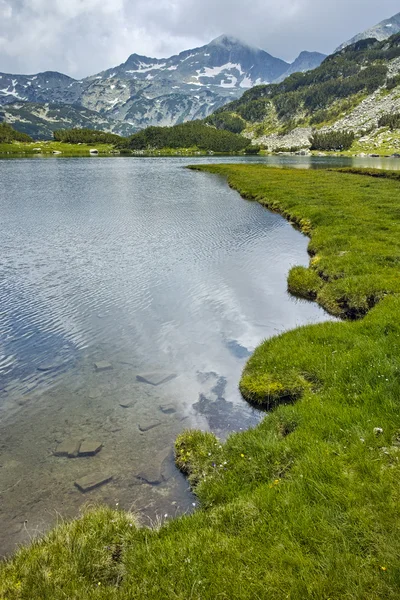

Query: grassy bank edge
left=1, top=165, right=400, bottom=599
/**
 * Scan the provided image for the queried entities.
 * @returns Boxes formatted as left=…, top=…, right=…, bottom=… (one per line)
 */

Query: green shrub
left=273, top=146, right=302, bottom=153
left=120, top=121, right=250, bottom=152
left=386, top=74, right=400, bottom=90
left=53, top=128, right=123, bottom=144
left=205, top=112, right=246, bottom=134
left=310, top=130, right=355, bottom=151
left=244, top=146, right=261, bottom=155
left=310, top=110, right=330, bottom=125
left=378, top=113, right=400, bottom=130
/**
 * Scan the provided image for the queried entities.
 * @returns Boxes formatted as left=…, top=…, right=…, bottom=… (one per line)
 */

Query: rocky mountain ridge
left=0, top=35, right=325, bottom=138
left=336, top=11, right=400, bottom=52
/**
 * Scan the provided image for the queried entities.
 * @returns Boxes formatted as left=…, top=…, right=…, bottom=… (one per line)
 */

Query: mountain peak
left=295, top=50, right=326, bottom=60
left=209, top=34, right=255, bottom=49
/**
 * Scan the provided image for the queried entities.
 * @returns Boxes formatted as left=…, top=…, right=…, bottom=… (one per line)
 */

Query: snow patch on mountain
left=195, top=63, right=245, bottom=78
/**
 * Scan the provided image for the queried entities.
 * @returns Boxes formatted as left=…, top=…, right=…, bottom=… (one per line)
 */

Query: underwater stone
left=54, top=440, right=81, bottom=458
left=159, top=404, right=176, bottom=414
left=74, top=473, right=113, bottom=493
left=136, top=467, right=164, bottom=485
left=37, top=362, right=63, bottom=372
left=136, top=372, right=177, bottom=386
left=138, top=420, right=161, bottom=432
left=119, top=400, right=136, bottom=408
left=94, top=361, right=113, bottom=372
left=78, top=441, right=103, bottom=457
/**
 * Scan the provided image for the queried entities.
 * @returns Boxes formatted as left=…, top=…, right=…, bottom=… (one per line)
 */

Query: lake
left=0, top=154, right=397, bottom=556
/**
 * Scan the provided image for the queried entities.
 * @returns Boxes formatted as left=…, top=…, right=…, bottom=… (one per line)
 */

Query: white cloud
left=0, top=0, right=399, bottom=77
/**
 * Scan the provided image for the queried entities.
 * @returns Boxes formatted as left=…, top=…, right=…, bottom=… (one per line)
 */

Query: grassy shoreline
left=1, top=166, right=400, bottom=598
left=0, top=141, right=243, bottom=157
left=1, top=139, right=400, bottom=159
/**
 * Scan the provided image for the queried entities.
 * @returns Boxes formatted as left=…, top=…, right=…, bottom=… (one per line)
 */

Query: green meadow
left=1, top=165, right=400, bottom=599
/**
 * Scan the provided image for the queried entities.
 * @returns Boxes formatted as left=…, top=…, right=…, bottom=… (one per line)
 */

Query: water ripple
left=0, top=157, right=332, bottom=398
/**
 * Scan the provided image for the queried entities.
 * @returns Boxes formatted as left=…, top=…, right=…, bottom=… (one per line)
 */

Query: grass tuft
left=288, top=265, right=323, bottom=299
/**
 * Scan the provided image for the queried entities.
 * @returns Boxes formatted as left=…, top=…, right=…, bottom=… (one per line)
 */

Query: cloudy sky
left=0, top=0, right=399, bottom=78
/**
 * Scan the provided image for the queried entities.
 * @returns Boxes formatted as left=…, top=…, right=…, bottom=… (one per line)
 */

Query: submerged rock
left=138, top=420, right=161, bottom=432
left=119, top=400, right=136, bottom=409
left=136, top=467, right=164, bottom=485
left=159, top=403, right=176, bottom=415
left=78, top=441, right=103, bottom=457
left=136, top=447, right=172, bottom=485
left=74, top=473, right=113, bottom=493
left=136, top=372, right=177, bottom=386
left=54, top=440, right=81, bottom=458
left=37, top=361, right=64, bottom=372
left=94, top=361, right=113, bottom=372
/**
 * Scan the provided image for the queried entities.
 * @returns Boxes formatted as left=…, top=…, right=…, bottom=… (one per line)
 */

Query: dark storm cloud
left=0, top=0, right=399, bottom=77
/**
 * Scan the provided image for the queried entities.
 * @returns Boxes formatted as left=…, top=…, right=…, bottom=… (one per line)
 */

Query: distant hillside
left=0, top=102, right=135, bottom=140
left=0, top=122, right=32, bottom=143
left=336, top=11, right=400, bottom=52
left=207, top=33, right=400, bottom=154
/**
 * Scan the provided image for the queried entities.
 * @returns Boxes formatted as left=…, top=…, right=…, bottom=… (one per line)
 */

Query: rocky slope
left=336, top=11, right=400, bottom=51
left=0, top=36, right=325, bottom=138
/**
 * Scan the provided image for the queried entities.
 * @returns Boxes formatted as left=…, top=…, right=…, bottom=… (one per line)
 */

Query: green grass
left=2, top=166, right=400, bottom=599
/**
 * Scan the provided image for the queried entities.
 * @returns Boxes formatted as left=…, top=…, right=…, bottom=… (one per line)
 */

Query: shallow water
left=0, top=154, right=396, bottom=556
